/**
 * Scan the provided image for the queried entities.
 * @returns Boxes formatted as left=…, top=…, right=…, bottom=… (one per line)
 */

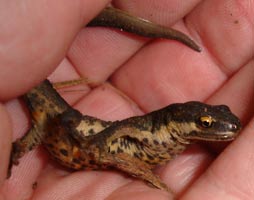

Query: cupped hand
left=0, top=0, right=253, bottom=199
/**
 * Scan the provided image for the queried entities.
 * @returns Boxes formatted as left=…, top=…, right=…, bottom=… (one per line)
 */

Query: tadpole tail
left=88, top=7, right=201, bottom=52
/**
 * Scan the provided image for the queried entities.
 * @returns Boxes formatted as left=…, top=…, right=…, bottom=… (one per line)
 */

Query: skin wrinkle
left=185, top=16, right=226, bottom=77
left=64, top=55, right=83, bottom=80
left=68, top=27, right=145, bottom=83
left=113, top=0, right=203, bottom=26
left=206, top=164, right=252, bottom=200
left=168, top=149, right=207, bottom=189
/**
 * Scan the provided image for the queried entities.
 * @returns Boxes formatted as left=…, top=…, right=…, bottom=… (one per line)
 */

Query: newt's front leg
left=8, top=126, right=43, bottom=178
left=8, top=79, right=111, bottom=177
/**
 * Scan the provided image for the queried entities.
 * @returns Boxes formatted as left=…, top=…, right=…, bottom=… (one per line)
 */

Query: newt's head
left=165, top=101, right=241, bottom=142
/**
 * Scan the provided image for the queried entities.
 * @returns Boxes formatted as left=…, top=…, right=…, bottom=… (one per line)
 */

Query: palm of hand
left=0, top=1, right=253, bottom=199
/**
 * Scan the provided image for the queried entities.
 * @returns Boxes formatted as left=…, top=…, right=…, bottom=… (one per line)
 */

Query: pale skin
left=0, top=0, right=253, bottom=199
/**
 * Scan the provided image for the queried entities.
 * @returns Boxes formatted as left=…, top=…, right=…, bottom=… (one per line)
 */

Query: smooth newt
left=8, top=80, right=241, bottom=192
left=8, top=7, right=241, bottom=193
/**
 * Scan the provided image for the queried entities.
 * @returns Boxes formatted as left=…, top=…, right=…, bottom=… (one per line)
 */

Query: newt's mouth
left=185, top=130, right=240, bottom=141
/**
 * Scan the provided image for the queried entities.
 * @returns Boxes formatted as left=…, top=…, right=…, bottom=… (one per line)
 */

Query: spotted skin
left=7, top=7, right=240, bottom=193
left=8, top=80, right=241, bottom=193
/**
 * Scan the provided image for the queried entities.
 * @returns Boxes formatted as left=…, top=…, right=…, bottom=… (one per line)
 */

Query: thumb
left=0, top=0, right=109, bottom=100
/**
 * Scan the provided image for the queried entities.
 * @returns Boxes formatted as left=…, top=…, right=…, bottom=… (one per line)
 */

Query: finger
left=206, top=59, right=254, bottom=153
left=113, top=0, right=202, bottom=25
left=158, top=144, right=214, bottom=195
left=181, top=60, right=254, bottom=199
left=2, top=148, right=47, bottom=200
left=111, top=0, right=253, bottom=111
left=181, top=117, right=254, bottom=199
left=159, top=51, right=254, bottom=198
left=187, top=0, right=254, bottom=72
left=0, top=0, right=110, bottom=100
left=48, top=58, right=92, bottom=105
left=67, top=0, right=202, bottom=84
left=31, top=167, right=131, bottom=200
left=74, top=83, right=143, bottom=120
left=67, top=15, right=145, bottom=83
left=208, top=59, right=254, bottom=124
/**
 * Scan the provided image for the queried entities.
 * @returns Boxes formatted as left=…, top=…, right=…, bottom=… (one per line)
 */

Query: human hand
left=1, top=0, right=253, bottom=199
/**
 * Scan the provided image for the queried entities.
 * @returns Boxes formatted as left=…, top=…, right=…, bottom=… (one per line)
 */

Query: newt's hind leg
left=101, top=152, right=173, bottom=194
left=8, top=126, right=42, bottom=178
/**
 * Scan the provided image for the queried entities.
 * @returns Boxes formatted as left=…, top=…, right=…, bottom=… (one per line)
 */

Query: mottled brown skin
left=8, top=7, right=240, bottom=193
left=8, top=80, right=241, bottom=192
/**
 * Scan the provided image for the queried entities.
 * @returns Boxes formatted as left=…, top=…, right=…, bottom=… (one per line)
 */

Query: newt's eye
left=199, top=116, right=214, bottom=128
